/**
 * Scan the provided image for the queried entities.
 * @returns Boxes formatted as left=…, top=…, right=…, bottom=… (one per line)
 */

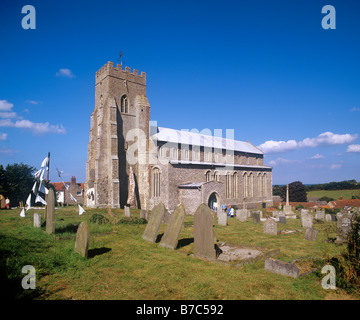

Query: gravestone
left=301, top=209, right=309, bottom=218
left=194, top=204, right=216, bottom=260
left=74, top=221, right=90, bottom=258
left=140, top=209, right=149, bottom=220
left=45, top=188, right=55, bottom=234
left=302, top=214, right=313, bottom=229
left=124, top=205, right=131, bottom=218
left=252, top=212, right=261, bottom=224
left=279, top=216, right=286, bottom=224
left=265, top=258, right=300, bottom=278
left=315, top=211, right=324, bottom=221
left=236, top=209, right=248, bottom=222
left=253, top=210, right=262, bottom=219
left=304, top=228, right=318, bottom=241
left=263, top=219, right=277, bottom=235
left=142, top=203, right=165, bottom=243
left=162, top=210, right=171, bottom=223
left=325, top=214, right=332, bottom=222
left=336, top=213, right=353, bottom=243
left=33, top=213, right=41, bottom=228
left=218, top=211, right=227, bottom=226
left=159, top=204, right=186, bottom=250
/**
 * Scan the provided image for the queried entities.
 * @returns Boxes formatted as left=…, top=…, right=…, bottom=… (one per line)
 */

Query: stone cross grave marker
left=45, top=188, right=55, bottom=234
left=218, top=211, right=227, bottom=226
left=304, top=228, right=318, bottom=241
left=142, top=202, right=165, bottom=243
left=302, top=214, right=313, bottom=229
left=194, top=204, right=216, bottom=260
left=263, top=219, right=278, bottom=235
left=33, top=213, right=41, bottom=228
left=74, top=221, right=90, bottom=258
left=159, top=204, right=186, bottom=250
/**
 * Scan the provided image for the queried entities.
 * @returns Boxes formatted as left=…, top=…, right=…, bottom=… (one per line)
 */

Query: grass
left=0, top=206, right=358, bottom=300
left=307, top=189, right=360, bottom=200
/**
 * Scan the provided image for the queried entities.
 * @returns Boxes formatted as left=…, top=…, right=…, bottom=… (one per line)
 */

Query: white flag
left=20, top=208, right=25, bottom=217
left=38, top=183, right=49, bottom=194
left=32, top=182, right=37, bottom=193
left=26, top=193, right=32, bottom=211
left=41, top=156, right=49, bottom=168
left=34, top=168, right=42, bottom=179
left=35, top=194, right=47, bottom=205
left=78, top=204, right=85, bottom=216
left=70, top=193, right=77, bottom=202
left=64, top=183, right=69, bottom=190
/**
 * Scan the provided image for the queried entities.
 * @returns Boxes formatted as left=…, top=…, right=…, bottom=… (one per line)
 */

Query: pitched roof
left=329, top=199, right=360, bottom=208
left=151, top=126, right=263, bottom=155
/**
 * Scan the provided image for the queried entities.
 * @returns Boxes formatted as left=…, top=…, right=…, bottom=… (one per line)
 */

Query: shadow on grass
left=155, top=233, right=164, bottom=243
left=176, top=237, right=194, bottom=249
left=55, top=223, right=80, bottom=234
left=88, top=247, right=111, bottom=259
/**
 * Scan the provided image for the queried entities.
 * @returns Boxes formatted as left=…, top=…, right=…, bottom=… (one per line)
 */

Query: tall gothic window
left=151, top=167, right=161, bottom=197
left=213, top=171, right=219, bottom=182
left=233, top=172, right=238, bottom=199
left=226, top=172, right=232, bottom=198
left=248, top=172, right=254, bottom=197
left=243, top=172, right=248, bottom=198
left=121, top=95, right=129, bottom=113
left=262, top=173, right=267, bottom=197
left=205, top=170, right=211, bottom=182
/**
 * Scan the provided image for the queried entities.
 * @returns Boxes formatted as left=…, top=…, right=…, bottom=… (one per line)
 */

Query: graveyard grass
left=0, top=207, right=358, bottom=300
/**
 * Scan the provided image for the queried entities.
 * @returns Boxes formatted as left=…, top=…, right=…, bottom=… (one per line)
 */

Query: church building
left=85, top=61, right=273, bottom=213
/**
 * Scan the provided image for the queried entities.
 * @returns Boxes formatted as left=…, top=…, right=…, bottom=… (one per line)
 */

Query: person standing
left=5, top=197, right=10, bottom=209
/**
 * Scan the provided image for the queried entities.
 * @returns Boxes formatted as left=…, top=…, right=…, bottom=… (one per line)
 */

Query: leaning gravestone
left=302, top=214, right=313, bottom=229
left=236, top=209, right=248, bottom=222
left=159, top=204, right=186, bottom=250
left=218, top=211, right=227, bottom=226
left=33, top=213, right=41, bottom=228
left=336, top=213, right=353, bottom=243
left=304, top=228, right=318, bottom=241
left=45, top=188, right=55, bottom=234
left=142, top=203, right=165, bottom=243
left=265, top=258, right=300, bottom=278
left=74, top=221, right=90, bottom=258
left=194, top=204, right=216, bottom=260
left=252, top=212, right=261, bottom=224
left=124, top=205, right=131, bottom=218
left=263, top=219, right=277, bottom=235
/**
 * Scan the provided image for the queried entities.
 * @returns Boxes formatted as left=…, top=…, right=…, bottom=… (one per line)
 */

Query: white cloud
left=346, top=144, right=360, bottom=153
left=0, top=112, right=18, bottom=118
left=350, top=107, right=360, bottom=112
left=0, top=132, right=7, bottom=140
left=268, top=157, right=302, bottom=166
left=0, top=100, right=14, bottom=111
left=330, top=164, right=342, bottom=170
left=26, top=100, right=42, bottom=105
left=0, top=119, right=66, bottom=135
left=310, top=153, right=324, bottom=159
left=258, top=131, right=358, bottom=154
left=56, top=68, right=75, bottom=78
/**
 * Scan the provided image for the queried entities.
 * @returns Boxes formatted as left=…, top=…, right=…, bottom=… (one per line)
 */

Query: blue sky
left=0, top=0, right=359, bottom=185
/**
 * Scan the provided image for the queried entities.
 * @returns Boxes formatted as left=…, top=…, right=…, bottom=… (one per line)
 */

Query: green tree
left=279, top=181, right=307, bottom=202
left=1, top=163, right=36, bottom=207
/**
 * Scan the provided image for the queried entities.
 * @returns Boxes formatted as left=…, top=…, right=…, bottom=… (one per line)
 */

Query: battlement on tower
left=95, top=61, right=146, bottom=85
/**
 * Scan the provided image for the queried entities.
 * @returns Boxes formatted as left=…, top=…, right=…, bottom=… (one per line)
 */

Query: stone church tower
left=85, top=62, right=151, bottom=208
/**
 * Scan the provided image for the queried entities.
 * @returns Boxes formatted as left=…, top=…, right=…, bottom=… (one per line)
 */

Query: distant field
left=307, top=189, right=360, bottom=200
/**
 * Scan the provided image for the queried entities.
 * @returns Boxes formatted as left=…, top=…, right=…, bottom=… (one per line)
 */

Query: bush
left=116, top=217, right=147, bottom=225
left=89, top=213, right=110, bottom=225
left=318, top=196, right=335, bottom=202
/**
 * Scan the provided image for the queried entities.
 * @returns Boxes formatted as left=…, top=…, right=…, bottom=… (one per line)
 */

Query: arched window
left=213, top=171, right=219, bottom=182
left=262, top=173, right=267, bottom=197
left=258, top=173, right=262, bottom=197
left=233, top=172, right=238, bottom=199
left=205, top=170, right=211, bottom=182
left=151, top=167, right=160, bottom=197
left=243, top=172, right=248, bottom=198
left=121, top=95, right=129, bottom=113
left=248, top=172, right=254, bottom=197
left=226, top=172, right=232, bottom=198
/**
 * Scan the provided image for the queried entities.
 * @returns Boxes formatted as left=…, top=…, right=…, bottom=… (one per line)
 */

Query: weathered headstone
left=263, top=219, right=278, bottom=235
left=252, top=212, right=261, bottom=224
left=140, top=209, right=149, bottom=220
left=33, top=213, right=41, bottom=228
left=74, top=221, right=90, bottom=258
left=218, top=211, right=227, bottom=226
left=124, top=205, right=131, bottom=218
left=325, top=214, right=332, bottom=222
left=301, top=214, right=313, bottom=229
left=279, top=216, right=286, bottom=224
left=301, top=209, right=309, bottom=218
left=265, top=258, right=300, bottom=278
left=304, top=228, right=318, bottom=241
left=142, top=203, right=165, bottom=242
left=162, top=210, right=171, bottom=223
left=336, top=213, right=353, bottom=243
left=236, top=209, right=248, bottom=222
left=45, top=188, right=55, bottom=234
left=194, top=204, right=216, bottom=260
left=159, top=204, right=186, bottom=250
left=315, top=210, right=324, bottom=221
